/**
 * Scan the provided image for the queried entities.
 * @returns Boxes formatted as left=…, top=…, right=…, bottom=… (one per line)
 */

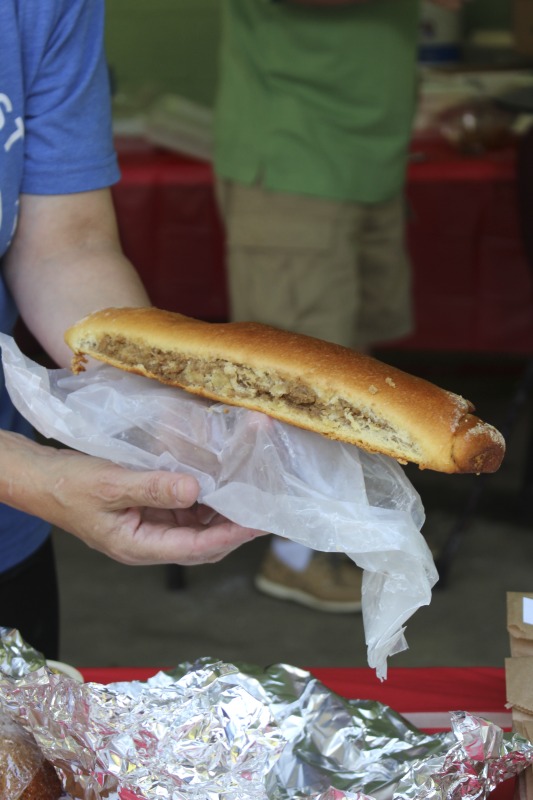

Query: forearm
left=0, top=430, right=61, bottom=518
left=11, top=247, right=149, bottom=368
left=3, top=189, right=151, bottom=367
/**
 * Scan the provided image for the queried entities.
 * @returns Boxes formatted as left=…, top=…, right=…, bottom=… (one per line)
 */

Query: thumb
left=117, top=470, right=200, bottom=510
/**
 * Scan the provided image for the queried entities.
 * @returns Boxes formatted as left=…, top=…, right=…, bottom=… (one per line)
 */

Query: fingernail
left=176, top=475, right=197, bottom=499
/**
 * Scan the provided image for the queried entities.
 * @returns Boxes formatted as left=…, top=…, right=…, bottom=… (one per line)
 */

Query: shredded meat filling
left=93, top=335, right=417, bottom=454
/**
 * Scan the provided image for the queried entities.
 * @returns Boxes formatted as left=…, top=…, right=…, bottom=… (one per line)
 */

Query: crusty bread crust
left=0, top=714, right=62, bottom=800
left=21, top=760, right=63, bottom=800
left=64, top=306, right=505, bottom=474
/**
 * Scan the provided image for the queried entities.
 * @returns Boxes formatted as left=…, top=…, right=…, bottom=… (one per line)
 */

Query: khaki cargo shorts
left=216, top=179, right=413, bottom=350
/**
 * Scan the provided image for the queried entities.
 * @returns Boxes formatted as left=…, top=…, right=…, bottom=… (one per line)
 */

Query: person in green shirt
left=213, top=0, right=463, bottom=614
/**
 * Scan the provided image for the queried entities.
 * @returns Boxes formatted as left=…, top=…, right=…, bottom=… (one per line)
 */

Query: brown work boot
left=254, top=550, right=362, bottom=613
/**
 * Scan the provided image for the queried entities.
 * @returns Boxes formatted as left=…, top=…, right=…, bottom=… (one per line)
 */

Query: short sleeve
left=21, top=0, right=119, bottom=195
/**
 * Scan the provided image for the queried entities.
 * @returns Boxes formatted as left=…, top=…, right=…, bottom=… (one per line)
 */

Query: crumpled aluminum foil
left=394, top=712, right=533, bottom=800
left=0, top=629, right=532, bottom=800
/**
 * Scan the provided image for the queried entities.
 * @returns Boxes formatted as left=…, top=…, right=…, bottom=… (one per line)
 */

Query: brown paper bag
left=506, top=593, right=533, bottom=800
left=516, top=767, right=533, bottom=800
left=506, top=656, right=533, bottom=799
left=508, top=593, right=533, bottom=658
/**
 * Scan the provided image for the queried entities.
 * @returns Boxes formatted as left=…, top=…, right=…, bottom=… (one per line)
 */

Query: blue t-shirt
left=0, top=0, right=120, bottom=573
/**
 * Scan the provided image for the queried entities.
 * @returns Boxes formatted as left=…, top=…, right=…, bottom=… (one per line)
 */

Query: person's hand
left=6, top=435, right=266, bottom=566
left=50, top=451, right=266, bottom=565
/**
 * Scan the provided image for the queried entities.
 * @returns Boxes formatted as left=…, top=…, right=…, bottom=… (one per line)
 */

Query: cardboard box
left=514, top=0, right=533, bottom=57
left=506, top=594, right=533, bottom=799
left=505, top=657, right=533, bottom=734
left=505, top=657, right=533, bottom=800
left=516, top=762, right=533, bottom=800
left=508, top=592, right=533, bottom=657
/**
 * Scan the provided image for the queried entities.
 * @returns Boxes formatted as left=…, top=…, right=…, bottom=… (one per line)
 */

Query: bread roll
left=0, top=713, right=62, bottom=800
left=64, top=306, right=505, bottom=474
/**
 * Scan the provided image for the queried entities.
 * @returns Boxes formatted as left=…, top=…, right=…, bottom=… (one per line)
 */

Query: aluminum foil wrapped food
left=1, top=631, right=533, bottom=800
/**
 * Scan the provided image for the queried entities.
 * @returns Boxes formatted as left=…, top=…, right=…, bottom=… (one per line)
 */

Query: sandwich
left=64, top=306, right=505, bottom=475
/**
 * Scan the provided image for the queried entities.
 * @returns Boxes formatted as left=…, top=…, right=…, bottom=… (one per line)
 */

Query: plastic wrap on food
left=1, top=631, right=532, bottom=800
left=0, top=708, right=62, bottom=799
left=0, top=332, right=438, bottom=680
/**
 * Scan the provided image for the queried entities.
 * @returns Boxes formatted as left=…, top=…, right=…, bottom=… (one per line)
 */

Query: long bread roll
left=64, top=306, right=505, bottom=474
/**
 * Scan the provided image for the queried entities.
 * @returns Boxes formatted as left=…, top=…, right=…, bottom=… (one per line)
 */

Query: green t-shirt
left=214, top=0, right=420, bottom=203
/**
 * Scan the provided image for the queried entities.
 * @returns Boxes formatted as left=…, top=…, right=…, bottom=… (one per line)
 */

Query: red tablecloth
left=113, top=136, right=533, bottom=354
left=78, top=665, right=515, bottom=799
left=79, top=664, right=509, bottom=727
left=400, top=138, right=533, bottom=353
left=113, top=137, right=227, bottom=323
left=408, top=139, right=516, bottom=183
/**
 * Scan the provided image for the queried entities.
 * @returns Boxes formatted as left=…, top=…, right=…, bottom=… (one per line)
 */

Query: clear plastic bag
left=0, top=334, right=438, bottom=679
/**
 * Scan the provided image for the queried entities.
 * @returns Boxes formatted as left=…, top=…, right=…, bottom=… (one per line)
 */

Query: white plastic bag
left=0, top=333, right=438, bottom=679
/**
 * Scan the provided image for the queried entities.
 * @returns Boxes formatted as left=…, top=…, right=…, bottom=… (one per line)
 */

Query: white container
left=46, top=660, right=84, bottom=683
left=419, top=1, right=463, bottom=65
